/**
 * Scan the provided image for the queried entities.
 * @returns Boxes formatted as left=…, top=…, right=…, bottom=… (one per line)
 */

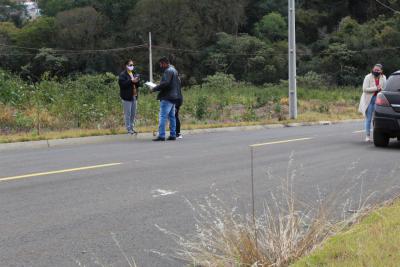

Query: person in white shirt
left=358, top=64, right=387, bottom=142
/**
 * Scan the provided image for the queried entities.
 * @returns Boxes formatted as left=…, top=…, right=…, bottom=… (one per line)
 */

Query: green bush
left=195, top=95, right=209, bottom=120
left=297, top=71, right=329, bottom=89
left=0, top=70, right=30, bottom=107
left=202, top=73, right=236, bottom=91
left=14, top=112, right=34, bottom=130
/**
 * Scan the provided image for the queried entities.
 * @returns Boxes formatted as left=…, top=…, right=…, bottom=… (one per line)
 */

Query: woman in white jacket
left=358, top=64, right=386, bottom=142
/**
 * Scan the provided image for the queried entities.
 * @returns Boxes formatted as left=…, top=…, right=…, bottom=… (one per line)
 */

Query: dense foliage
left=1, top=0, right=400, bottom=85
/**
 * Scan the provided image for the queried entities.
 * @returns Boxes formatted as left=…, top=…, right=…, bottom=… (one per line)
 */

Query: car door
left=383, top=72, right=400, bottom=112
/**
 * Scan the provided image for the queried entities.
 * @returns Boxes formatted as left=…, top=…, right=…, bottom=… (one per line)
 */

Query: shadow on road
left=349, top=140, right=400, bottom=150
left=387, top=141, right=400, bottom=149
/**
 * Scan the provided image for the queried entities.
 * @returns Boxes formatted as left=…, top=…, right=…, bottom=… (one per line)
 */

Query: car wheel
left=374, top=131, right=390, bottom=147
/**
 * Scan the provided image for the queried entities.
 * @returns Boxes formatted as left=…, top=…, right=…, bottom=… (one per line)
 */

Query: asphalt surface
left=1, top=122, right=399, bottom=267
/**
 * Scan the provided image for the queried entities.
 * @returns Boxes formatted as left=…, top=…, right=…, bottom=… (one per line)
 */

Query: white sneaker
left=177, top=134, right=183, bottom=139
left=365, top=136, right=371, bottom=142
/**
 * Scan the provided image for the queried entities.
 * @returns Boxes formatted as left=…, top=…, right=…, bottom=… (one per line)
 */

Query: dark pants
left=175, top=103, right=181, bottom=136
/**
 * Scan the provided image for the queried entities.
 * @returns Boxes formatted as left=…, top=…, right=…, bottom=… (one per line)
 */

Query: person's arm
left=153, top=70, right=173, bottom=92
left=118, top=73, right=132, bottom=87
left=363, top=75, right=378, bottom=93
left=381, top=75, right=387, bottom=91
left=132, top=78, right=140, bottom=87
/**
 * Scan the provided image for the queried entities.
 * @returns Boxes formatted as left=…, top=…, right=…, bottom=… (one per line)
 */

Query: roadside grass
left=291, top=198, right=400, bottom=267
left=0, top=128, right=126, bottom=143
left=1, top=71, right=363, bottom=143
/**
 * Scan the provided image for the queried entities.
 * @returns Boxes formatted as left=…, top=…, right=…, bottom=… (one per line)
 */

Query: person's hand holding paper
left=145, top=81, right=157, bottom=91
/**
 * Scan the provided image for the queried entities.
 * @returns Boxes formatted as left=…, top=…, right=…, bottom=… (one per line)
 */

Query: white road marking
left=0, top=163, right=122, bottom=183
left=151, top=189, right=178, bottom=198
left=250, top=137, right=313, bottom=148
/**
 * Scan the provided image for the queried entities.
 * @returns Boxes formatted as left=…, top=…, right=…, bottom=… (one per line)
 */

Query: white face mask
left=127, top=66, right=134, bottom=71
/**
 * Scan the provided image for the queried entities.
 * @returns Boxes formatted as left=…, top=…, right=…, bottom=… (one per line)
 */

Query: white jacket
left=358, top=73, right=387, bottom=116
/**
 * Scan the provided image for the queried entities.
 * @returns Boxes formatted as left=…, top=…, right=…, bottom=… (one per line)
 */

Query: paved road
left=1, top=122, right=399, bottom=267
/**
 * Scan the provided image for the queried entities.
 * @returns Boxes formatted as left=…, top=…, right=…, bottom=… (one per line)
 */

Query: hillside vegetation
left=1, top=0, right=400, bottom=85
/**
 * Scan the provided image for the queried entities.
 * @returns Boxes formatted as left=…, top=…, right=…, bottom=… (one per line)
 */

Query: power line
left=0, top=43, right=148, bottom=54
left=375, top=0, right=400, bottom=13
left=153, top=45, right=291, bottom=56
left=153, top=44, right=400, bottom=56
left=0, top=43, right=285, bottom=57
left=0, top=53, right=37, bottom=56
left=0, top=44, right=39, bottom=51
left=2, top=43, right=400, bottom=58
left=153, top=45, right=278, bottom=56
left=152, top=45, right=202, bottom=54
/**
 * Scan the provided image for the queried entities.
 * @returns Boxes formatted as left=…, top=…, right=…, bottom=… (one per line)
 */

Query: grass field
left=0, top=71, right=363, bottom=143
left=292, top=199, right=400, bottom=267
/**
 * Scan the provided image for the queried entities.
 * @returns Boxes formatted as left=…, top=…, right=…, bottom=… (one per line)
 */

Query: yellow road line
left=0, top=163, right=122, bottom=183
left=250, top=137, right=313, bottom=148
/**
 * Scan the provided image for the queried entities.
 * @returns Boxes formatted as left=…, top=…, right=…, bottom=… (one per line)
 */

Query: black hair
left=159, top=57, right=170, bottom=64
left=124, top=59, right=134, bottom=66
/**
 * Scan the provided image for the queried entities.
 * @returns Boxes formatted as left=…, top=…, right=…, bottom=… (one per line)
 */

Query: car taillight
left=376, top=93, right=390, bottom=107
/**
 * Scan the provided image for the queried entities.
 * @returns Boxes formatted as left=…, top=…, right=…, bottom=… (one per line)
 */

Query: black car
left=373, top=70, right=400, bottom=147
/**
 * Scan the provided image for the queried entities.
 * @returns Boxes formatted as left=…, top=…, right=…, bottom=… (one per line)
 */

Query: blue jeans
left=158, top=100, right=176, bottom=138
left=365, top=95, right=377, bottom=137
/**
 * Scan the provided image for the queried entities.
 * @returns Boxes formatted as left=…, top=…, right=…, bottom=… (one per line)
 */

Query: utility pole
left=149, top=32, right=153, bottom=83
left=288, top=0, right=298, bottom=119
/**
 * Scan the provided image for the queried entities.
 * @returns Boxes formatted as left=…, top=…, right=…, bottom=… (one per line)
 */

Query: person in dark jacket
left=118, top=59, right=140, bottom=135
left=151, top=57, right=181, bottom=141
left=175, top=91, right=183, bottom=139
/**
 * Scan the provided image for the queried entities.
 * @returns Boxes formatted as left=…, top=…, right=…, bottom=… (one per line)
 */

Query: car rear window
left=385, top=74, right=400, bottom=92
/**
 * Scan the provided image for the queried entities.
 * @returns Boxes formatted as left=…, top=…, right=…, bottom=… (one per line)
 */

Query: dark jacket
left=175, top=86, right=183, bottom=106
left=153, top=65, right=181, bottom=102
left=118, top=70, right=139, bottom=101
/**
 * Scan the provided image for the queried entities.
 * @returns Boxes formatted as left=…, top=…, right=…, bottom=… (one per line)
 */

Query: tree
left=0, top=0, right=27, bottom=26
left=130, top=0, right=248, bottom=81
left=319, top=43, right=359, bottom=85
left=244, top=0, right=287, bottom=32
left=130, top=0, right=203, bottom=81
left=132, top=0, right=247, bottom=47
left=92, top=0, right=138, bottom=28
left=22, top=48, right=68, bottom=80
left=0, top=22, right=21, bottom=70
left=204, top=33, right=287, bottom=84
left=38, top=0, right=92, bottom=16
left=254, top=12, right=287, bottom=42
left=132, top=0, right=201, bottom=47
left=191, top=0, right=247, bottom=41
left=14, top=17, right=56, bottom=48
left=53, top=6, right=110, bottom=73
left=55, top=7, right=108, bottom=50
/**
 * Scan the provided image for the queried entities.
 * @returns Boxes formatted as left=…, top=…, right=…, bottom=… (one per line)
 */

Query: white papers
left=145, top=81, right=157, bottom=89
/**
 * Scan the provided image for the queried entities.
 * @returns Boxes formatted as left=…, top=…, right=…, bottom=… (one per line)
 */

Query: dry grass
left=0, top=104, right=14, bottom=126
left=157, top=160, right=369, bottom=267
left=159, top=196, right=337, bottom=267
left=0, top=128, right=124, bottom=143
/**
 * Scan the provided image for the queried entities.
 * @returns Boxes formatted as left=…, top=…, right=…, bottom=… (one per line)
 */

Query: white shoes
left=365, top=136, right=371, bottom=142
left=177, top=134, right=183, bottom=139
